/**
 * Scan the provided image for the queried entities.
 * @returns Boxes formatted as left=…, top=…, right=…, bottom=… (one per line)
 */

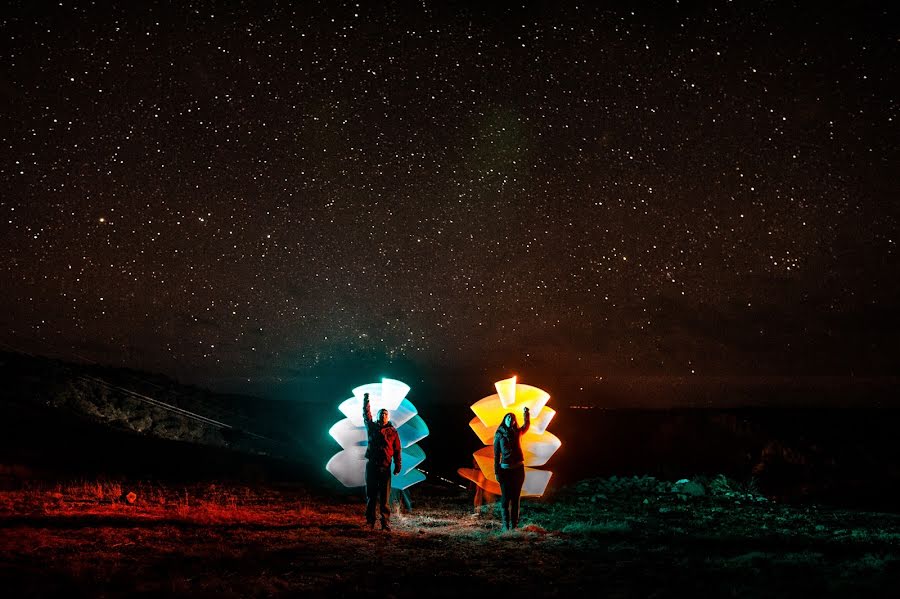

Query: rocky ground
left=2, top=475, right=899, bottom=597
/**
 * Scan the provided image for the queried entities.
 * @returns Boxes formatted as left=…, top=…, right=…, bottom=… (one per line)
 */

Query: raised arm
left=363, top=394, right=373, bottom=428
left=519, top=406, right=530, bottom=435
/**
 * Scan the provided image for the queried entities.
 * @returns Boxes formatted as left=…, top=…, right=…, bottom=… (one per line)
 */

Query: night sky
left=1, top=2, right=897, bottom=404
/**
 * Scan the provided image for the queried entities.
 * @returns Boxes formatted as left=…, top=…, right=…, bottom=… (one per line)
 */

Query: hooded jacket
left=363, top=399, right=402, bottom=471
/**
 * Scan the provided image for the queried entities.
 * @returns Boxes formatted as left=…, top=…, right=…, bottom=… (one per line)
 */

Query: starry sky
left=1, top=2, right=897, bottom=404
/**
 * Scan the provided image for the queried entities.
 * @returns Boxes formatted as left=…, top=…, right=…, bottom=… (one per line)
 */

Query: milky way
left=1, top=2, right=896, bottom=401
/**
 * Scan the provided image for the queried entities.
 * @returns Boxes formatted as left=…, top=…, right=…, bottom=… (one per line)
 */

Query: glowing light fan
left=325, top=378, right=428, bottom=491
left=458, top=377, right=560, bottom=497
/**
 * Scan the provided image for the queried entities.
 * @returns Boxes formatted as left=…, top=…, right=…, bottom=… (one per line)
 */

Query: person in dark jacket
left=363, top=392, right=402, bottom=531
left=493, top=406, right=530, bottom=530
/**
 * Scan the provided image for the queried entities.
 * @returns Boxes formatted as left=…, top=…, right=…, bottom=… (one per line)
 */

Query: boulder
left=672, top=479, right=706, bottom=496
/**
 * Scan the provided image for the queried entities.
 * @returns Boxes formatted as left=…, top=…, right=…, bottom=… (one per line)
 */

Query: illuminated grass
left=2, top=479, right=900, bottom=597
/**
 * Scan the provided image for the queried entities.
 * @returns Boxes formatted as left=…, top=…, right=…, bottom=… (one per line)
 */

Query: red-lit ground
left=2, top=479, right=899, bottom=597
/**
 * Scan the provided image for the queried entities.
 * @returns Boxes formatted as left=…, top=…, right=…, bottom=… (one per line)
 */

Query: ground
left=2, top=477, right=900, bottom=597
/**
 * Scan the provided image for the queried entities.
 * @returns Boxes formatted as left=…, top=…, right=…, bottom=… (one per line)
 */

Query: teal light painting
left=326, top=378, right=428, bottom=490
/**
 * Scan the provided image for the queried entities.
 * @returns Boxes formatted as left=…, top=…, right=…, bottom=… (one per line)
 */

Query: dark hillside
left=0, top=352, right=324, bottom=485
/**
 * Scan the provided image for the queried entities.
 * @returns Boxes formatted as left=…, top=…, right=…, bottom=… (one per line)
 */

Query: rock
left=672, top=480, right=706, bottom=496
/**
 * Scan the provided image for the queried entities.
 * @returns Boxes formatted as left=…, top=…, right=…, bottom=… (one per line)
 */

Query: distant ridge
left=0, top=351, right=320, bottom=461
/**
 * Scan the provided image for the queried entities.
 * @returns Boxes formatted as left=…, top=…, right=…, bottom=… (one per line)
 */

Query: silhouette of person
left=472, top=456, right=497, bottom=514
left=493, top=406, right=530, bottom=530
left=363, top=392, right=402, bottom=530
left=391, top=487, right=413, bottom=513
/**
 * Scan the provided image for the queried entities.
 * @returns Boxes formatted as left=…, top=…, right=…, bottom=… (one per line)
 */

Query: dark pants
left=365, top=463, right=392, bottom=526
left=497, top=465, right=525, bottom=529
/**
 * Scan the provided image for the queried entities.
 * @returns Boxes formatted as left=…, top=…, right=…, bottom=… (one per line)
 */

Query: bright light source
left=458, top=378, right=560, bottom=497
left=326, top=378, right=428, bottom=491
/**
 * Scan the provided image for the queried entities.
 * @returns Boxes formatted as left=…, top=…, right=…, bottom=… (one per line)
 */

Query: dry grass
left=2, top=480, right=900, bottom=597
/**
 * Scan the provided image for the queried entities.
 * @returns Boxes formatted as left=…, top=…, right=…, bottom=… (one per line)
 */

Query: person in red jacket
left=363, top=393, right=402, bottom=531
left=493, top=406, right=530, bottom=530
